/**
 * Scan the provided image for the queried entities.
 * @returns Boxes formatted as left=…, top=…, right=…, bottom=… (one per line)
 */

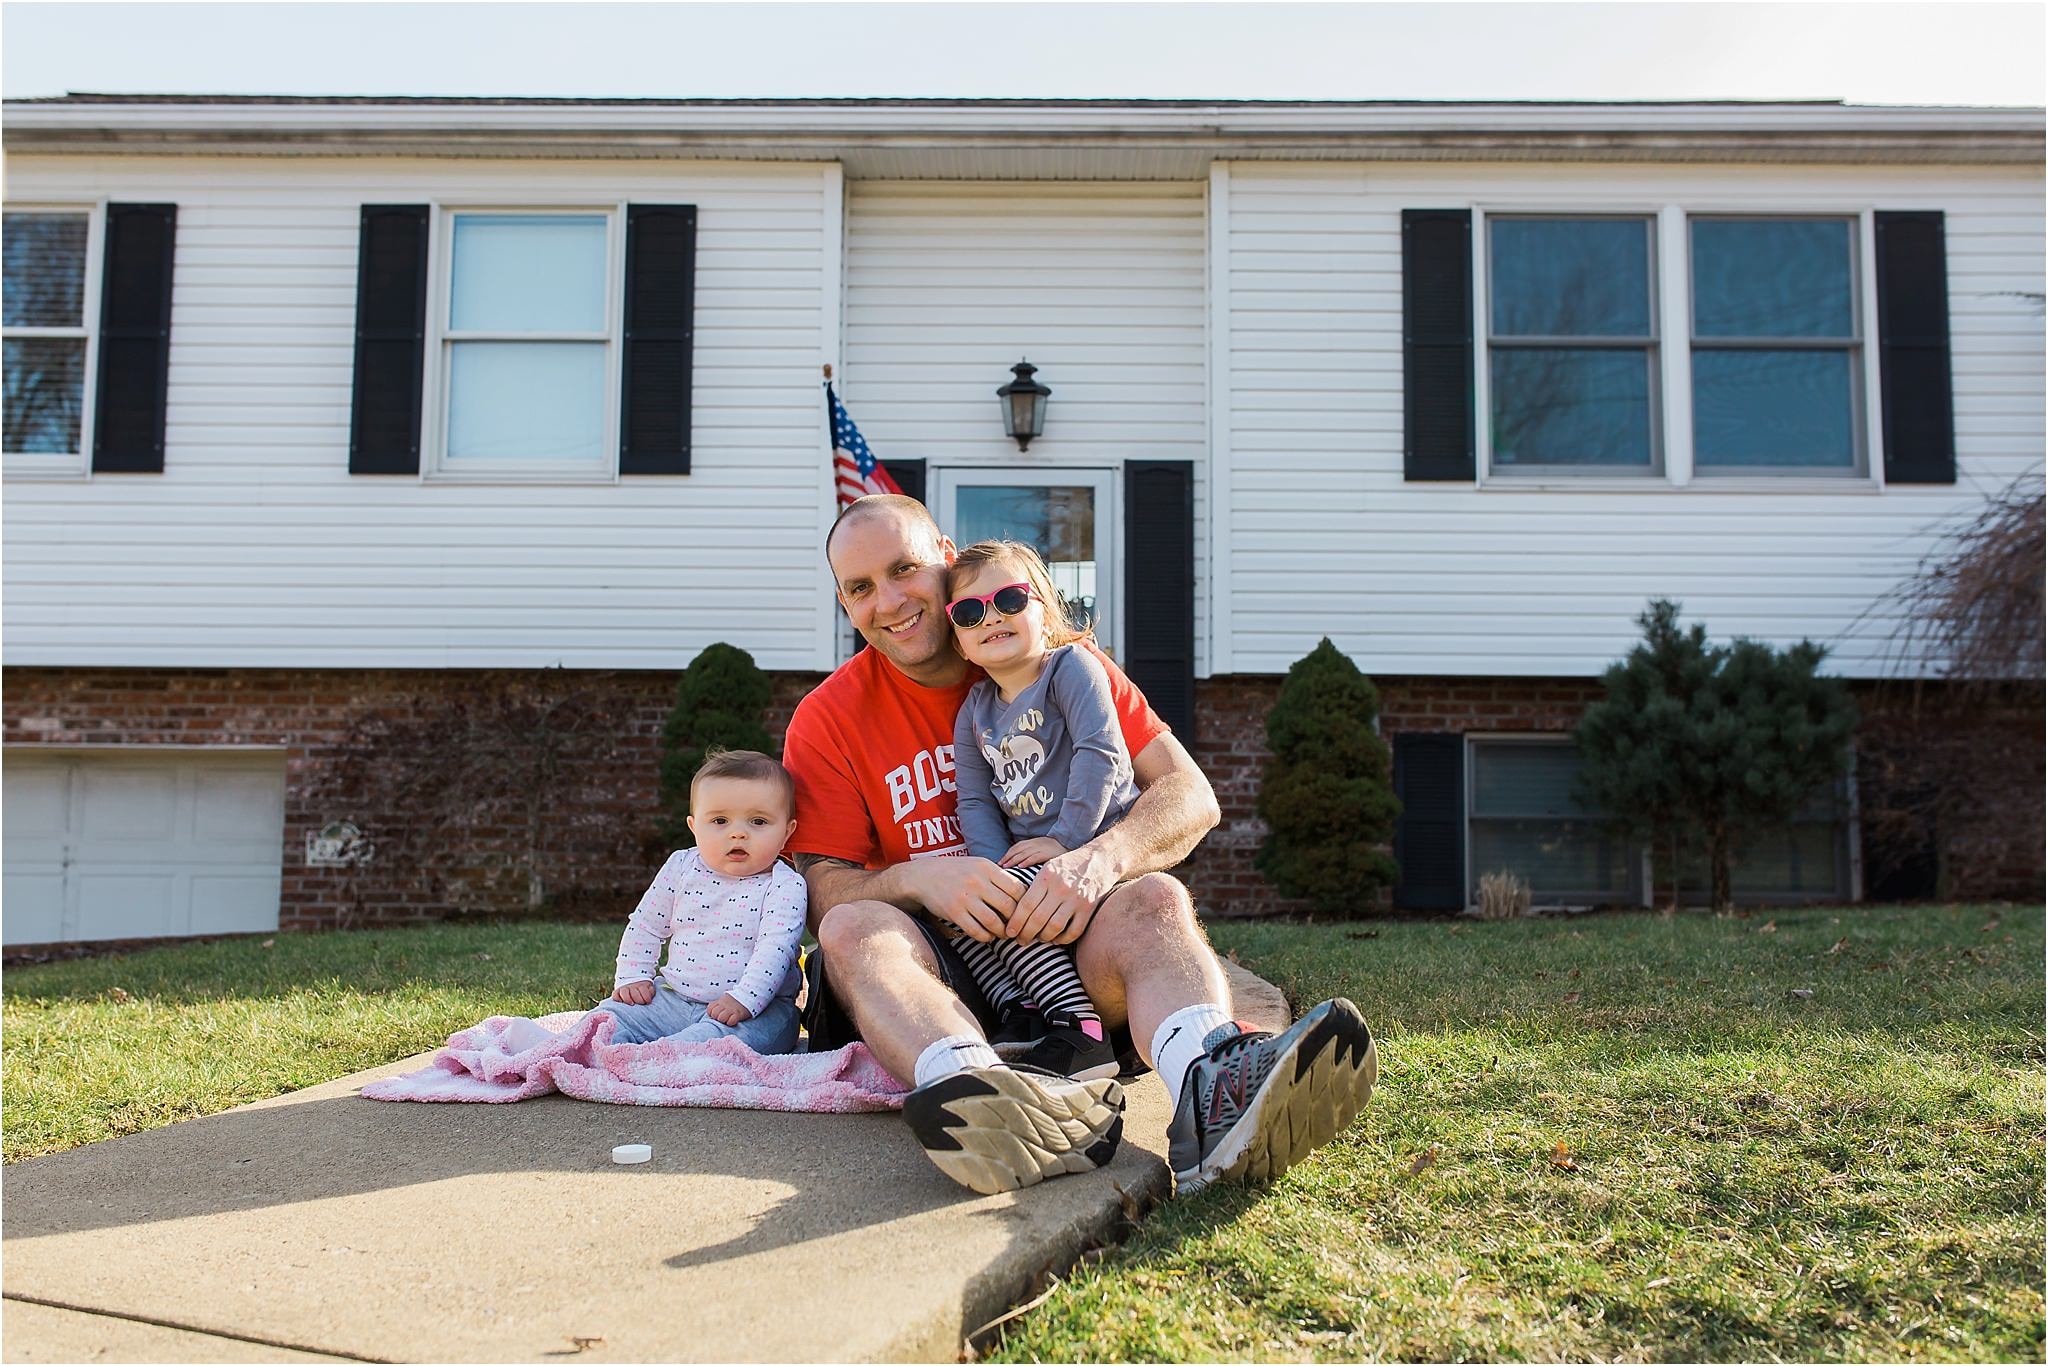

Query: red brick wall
left=5, top=665, right=2036, bottom=936
left=1185, top=673, right=2042, bottom=915
left=1185, top=675, right=1603, bottom=917
left=2, top=667, right=819, bottom=934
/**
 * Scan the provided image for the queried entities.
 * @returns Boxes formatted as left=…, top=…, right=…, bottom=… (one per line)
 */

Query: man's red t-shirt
left=784, top=643, right=1169, bottom=870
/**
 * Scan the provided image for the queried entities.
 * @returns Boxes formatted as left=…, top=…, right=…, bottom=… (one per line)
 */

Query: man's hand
left=1006, top=842, right=1121, bottom=945
left=912, top=856, right=1021, bottom=942
left=612, top=979, right=656, bottom=1006
left=705, top=993, right=753, bottom=1027
left=999, top=837, right=1067, bottom=870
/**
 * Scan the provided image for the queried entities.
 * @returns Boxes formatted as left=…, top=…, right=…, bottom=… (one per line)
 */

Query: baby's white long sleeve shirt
left=612, top=849, right=807, bottom=1016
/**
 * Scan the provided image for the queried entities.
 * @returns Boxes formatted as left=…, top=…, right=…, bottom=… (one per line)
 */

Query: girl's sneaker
left=988, top=1003, right=1048, bottom=1060
left=1017, top=1011, right=1121, bottom=1082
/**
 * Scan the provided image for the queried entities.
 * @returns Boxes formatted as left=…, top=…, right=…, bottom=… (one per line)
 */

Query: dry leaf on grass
left=1788, top=988, right=1815, bottom=999
left=1560, top=992, right=1582, bottom=1005
left=1225, top=948, right=1241, bottom=964
left=106, top=987, right=130, bottom=1003
left=259, top=939, right=275, bottom=949
left=1405, top=1145, right=1441, bottom=1179
left=1827, top=937, right=1849, bottom=955
left=1550, top=1141, right=1578, bottom=1171
left=1757, top=920, right=1778, bottom=933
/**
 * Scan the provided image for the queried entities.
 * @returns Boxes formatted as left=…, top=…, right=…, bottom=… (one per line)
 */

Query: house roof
left=5, top=95, right=2040, bottom=175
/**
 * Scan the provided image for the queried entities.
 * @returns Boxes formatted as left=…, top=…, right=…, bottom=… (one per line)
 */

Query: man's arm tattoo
left=790, top=852, right=861, bottom=877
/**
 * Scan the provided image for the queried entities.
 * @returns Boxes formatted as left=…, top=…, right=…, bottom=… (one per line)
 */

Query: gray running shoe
left=903, top=1063, right=1125, bottom=1195
left=1165, top=998, right=1377, bottom=1195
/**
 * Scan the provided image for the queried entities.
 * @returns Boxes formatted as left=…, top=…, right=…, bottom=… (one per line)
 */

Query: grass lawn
left=5, top=905, right=2043, bottom=1361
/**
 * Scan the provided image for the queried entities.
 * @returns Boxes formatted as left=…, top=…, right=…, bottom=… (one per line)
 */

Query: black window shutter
left=348, top=205, right=429, bottom=475
left=91, top=203, right=176, bottom=473
left=888, top=458, right=927, bottom=508
left=1875, top=211, right=1956, bottom=485
left=1123, top=460, right=1196, bottom=743
left=1392, top=732, right=1465, bottom=909
left=1402, top=209, right=1475, bottom=482
left=621, top=204, right=697, bottom=475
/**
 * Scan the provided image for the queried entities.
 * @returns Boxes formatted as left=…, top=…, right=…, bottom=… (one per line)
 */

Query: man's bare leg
left=1074, top=872, right=1379, bottom=1196
left=813, top=899, right=983, bottom=1086
left=1071, top=872, right=1230, bottom=1062
left=817, top=898, right=1127, bottom=1195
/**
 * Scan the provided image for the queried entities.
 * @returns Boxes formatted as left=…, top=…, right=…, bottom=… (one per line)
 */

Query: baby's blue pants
left=591, top=984, right=800, bottom=1053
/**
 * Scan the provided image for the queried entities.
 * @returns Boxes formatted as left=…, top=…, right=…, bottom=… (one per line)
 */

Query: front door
left=931, top=468, right=1118, bottom=658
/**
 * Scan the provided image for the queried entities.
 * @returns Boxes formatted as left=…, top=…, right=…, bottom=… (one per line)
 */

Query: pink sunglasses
left=945, top=582, right=1035, bottom=629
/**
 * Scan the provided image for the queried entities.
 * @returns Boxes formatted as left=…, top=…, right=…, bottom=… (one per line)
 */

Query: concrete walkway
left=2, top=965, right=1289, bottom=1364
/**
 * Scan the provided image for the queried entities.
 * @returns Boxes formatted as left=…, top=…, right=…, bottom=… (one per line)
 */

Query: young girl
left=945, top=539, right=1140, bottom=1083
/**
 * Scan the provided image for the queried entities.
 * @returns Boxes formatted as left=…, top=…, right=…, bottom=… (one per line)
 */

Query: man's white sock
left=1151, top=1003, right=1236, bottom=1110
left=914, top=1034, right=1000, bottom=1088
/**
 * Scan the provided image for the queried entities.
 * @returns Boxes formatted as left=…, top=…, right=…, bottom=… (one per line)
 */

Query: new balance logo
left=1205, top=1062, right=1249, bottom=1127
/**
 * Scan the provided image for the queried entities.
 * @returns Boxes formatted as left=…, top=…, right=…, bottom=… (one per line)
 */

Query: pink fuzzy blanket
left=360, top=1010, right=909, bottom=1112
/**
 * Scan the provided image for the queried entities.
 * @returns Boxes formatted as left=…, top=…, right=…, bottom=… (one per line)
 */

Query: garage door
left=3, top=751, right=285, bottom=946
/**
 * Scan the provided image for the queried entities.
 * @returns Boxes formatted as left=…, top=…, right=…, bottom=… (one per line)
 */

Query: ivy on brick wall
left=307, top=668, right=653, bottom=921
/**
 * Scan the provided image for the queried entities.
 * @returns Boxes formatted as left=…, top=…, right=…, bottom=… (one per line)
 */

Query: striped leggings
left=944, top=865, right=1099, bottom=1024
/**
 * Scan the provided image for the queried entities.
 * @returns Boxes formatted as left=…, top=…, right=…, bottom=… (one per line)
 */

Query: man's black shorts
left=799, top=917, right=1144, bottom=1073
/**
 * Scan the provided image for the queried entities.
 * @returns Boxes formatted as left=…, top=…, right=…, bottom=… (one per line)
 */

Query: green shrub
left=1254, top=638, right=1402, bottom=914
left=1575, top=600, right=1858, bottom=912
left=658, top=642, right=776, bottom=848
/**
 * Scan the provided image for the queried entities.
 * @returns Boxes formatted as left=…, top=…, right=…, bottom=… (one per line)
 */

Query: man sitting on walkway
left=783, top=495, right=1377, bottom=1195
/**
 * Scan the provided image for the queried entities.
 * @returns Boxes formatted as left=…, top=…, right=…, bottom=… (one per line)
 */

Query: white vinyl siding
left=1220, top=162, right=2045, bottom=679
left=1, top=157, right=838, bottom=671
left=842, top=182, right=1210, bottom=674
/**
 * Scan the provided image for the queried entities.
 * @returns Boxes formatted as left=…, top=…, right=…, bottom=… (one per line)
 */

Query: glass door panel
left=932, top=468, right=1117, bottom=657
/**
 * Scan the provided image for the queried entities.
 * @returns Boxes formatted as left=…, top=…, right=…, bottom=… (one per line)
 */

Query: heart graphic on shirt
left=987, top=734, right=1046, bottom=802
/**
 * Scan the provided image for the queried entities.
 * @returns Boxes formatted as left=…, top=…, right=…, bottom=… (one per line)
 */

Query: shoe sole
left=1174, top=998, right=1378, bottom=1195
left=903, top=1068, right=1126, bottom=1195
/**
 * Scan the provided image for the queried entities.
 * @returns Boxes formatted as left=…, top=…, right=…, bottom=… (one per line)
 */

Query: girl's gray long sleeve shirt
left=953, top=643, right=1140, bottom=859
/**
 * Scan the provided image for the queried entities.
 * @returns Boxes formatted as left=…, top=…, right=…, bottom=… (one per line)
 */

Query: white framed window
left=1475, top=207, right=1881, bottom=487
left=1465, top=734, right=1851, bottom=906
left=1482, top=215, right=1662, bottom=477
left=425, top=207, right=622, bottom=481
left=1689, top=215, right=1864, bottom=477
left=3, top=205, right=101, bottom=477
left=1465, top=736, right=1641, bottom=906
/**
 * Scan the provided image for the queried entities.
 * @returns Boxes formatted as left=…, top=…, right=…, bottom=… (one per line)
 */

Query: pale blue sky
left=2, top=2, right=2041, bottom=106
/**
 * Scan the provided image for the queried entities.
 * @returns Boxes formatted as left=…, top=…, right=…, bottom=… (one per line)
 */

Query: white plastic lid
left=611, top=1143, right=652, bottom=1164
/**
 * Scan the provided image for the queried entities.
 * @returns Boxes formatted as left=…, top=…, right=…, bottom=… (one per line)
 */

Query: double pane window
left=1466, top=738, right=1848, bottom=905
left=3, top=210, right=93, bottom=467
left=1467, top=739, right=1638, bottom=903
left=1482, top=211, right=1869, bottom=480
left=440, top=212, right=612, bottom=474
left=1690, top=217, right=1861, bottom=473
left=1487, top=217, right=1658, bottom=472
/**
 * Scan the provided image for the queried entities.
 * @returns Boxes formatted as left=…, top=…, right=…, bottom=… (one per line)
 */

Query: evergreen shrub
left=1574, top=599, right=1858, bottom=912
left=1254, top=638, right=1402, bottom=915
left=659, top=642, right=776, bottom=848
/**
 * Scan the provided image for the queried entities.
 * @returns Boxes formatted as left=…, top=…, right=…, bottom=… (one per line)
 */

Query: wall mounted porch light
left=996, top=360, right=1051, bottom=451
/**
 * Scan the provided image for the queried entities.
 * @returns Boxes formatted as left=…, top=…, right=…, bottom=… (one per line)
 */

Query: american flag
left=828, top=383, right=903, bottom=508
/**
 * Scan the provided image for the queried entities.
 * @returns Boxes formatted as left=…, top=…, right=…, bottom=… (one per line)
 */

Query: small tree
left=658, top=642, right=776, bottom=847
left=1575, top=600, right=1857, bottom=913
left=1255, top=638, right=1401, bottom=915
